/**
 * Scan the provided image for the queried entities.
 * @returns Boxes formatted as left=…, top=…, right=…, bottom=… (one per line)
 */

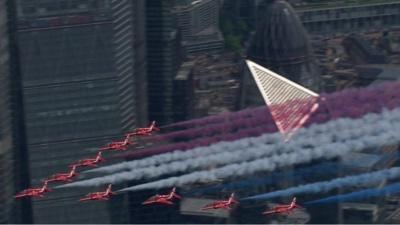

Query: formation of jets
left=15, top=120, right=305, bottom=217
left=14, top=121, right=160, bottom=201
left=140, top=190, right=303, bottom=216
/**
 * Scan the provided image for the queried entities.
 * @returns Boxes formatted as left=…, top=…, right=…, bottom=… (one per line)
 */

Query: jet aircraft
left=142, top=187, right=181, bottom=205
left=126, top=121, right=160, bottom=136
left=47, top=165, right=79, bottom=182
left=15, top=181, right=51, bottom=198
left=71, top=151, right=105, bottom=167
left=262, top=197, right=303, bottom=215
left=201, top=193, right=239, bottom=210
left=79, top=184, right=116, bottom=202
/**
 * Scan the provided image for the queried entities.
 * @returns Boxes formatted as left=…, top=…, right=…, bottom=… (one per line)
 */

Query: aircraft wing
left=262, top=210, right=277, bottom=215
left=201, top=203, right=213, bottom=210
left=142, top=196, right=158, bottom=205
left=79, top=197, right=92, bottom=202
left=158, top=199, right=173, bottom=205
left=15, top=193, right=30, bottom=198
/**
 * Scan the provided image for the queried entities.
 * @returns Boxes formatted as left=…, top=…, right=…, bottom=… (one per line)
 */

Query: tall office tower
left=243, top=0, right=321, bottom=107
left=146, top=0, right=182, bottom=125
left=0, top=0, right=31, bottom=223
left=14, top=0, right=147, bottom=223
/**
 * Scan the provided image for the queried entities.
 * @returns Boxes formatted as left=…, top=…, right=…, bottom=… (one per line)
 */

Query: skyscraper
left=146, top=0, right=182, bottom=125
left=0, top=0, right=31, bottom=223
left=243, top=0, right=321, bottom=107
left=13, top=0, right=147, bottom=223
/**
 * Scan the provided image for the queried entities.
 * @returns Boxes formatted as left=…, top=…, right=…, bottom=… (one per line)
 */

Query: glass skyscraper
left=12, top=0, right=147, bottom=223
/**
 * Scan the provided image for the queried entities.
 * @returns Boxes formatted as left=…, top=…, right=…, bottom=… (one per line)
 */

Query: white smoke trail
left=59, top=107, right=400, bottom=189
left=242, top=167, right=400, bottom=200
left=115, top=108, right=400, bottom=192
left=83, top=101, right=384, bottom=176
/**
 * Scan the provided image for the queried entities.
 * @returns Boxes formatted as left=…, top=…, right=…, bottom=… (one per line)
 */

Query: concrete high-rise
left=13, top=0, right=147, bottom=223
left=174, top=0, right=224, bottom=55
left=0, top=0, right=31, bottom=223
left=146, top=0, right=182, bottom=125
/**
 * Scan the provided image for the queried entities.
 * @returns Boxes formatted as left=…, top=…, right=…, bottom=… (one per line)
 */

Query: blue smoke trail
left=185, top=162, right=353, bottom=195
left=187, top=152, right=399, bottom=195
left=243, top=167, right=400, bottom=201
left=305, top=182, right=400, bottom=205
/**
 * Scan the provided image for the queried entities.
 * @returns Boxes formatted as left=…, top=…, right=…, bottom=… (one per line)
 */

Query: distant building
left=296, top=1, right=400, bottom=36
left=174, top=0, right=220, bottom=40
left=174, top=0, right=224, bottom=55
left=339, top=203, right=379, bottom=224
left=13, top=0, right=147, bottom=223
left=0, top=0, right=31, bottom=223
left=342, top=34, right=388, bottom=64
left=221, top=0, right=258, bottom=26
left=188, top=53, right=242, bottom=118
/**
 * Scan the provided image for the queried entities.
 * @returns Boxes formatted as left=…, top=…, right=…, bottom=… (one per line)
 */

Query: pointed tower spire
left=246, top=60, right=320, bottom=141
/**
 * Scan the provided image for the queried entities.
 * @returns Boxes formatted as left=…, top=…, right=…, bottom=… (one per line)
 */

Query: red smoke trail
left=150, top=109, right=273, bottom=142
left=162, top=105, right=265, bottom=129
left=152, top=82, right=400, bottom=144
left=120, top=124, right=278, bottom=159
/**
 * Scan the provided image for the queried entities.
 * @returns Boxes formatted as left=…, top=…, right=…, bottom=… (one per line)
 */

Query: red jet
left=71, top=151, right=105, bottom=168
left=79, top=184, right=116, bottom=202
left=47, top=165, right=79, bottom=183
left=262, top=197, right=303, bottom=215
left=201, top=193, right=239, bottom=210
left=142, top=187, right=182, bottom=205
left=126, top=121, right=160, bottom=136
left=15, top=180, right=51, bottom=199
left=99, top=136, right=134, bottom=152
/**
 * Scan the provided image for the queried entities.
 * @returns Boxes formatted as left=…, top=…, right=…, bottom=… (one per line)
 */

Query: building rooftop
left=295, top=0, right=400, bottom=11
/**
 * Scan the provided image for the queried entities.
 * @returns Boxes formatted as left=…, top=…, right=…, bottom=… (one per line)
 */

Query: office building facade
left=296, top=1, right=400, bottom=36
left=13, top=0, right=146, bottom=223
left=0, top=0, right=31, bottom=223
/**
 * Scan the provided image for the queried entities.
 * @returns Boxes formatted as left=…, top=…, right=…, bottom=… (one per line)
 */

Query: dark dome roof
left=249, top=0, right=312, bottom=63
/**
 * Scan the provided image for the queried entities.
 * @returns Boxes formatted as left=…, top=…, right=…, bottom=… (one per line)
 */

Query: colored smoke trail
left=305, top=182, right=400, bottom=205
left=162, top=106, right=266, bottom=129
left=242, top=167, right=400, bottom=201
left=163, top=81, right=399, bottom=130
left=111, top=108, right=400, bottom=192
left=187, top=162, right=353, bottom=194
left=121, top=82, right=400, bottom=159
left=121, top=124, right=277, bottom=159
left=151, top=110, right=273, bottom=142
left=60, top=107, right=398, bottom=188
left=192, top=152, right=399, bottom=195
